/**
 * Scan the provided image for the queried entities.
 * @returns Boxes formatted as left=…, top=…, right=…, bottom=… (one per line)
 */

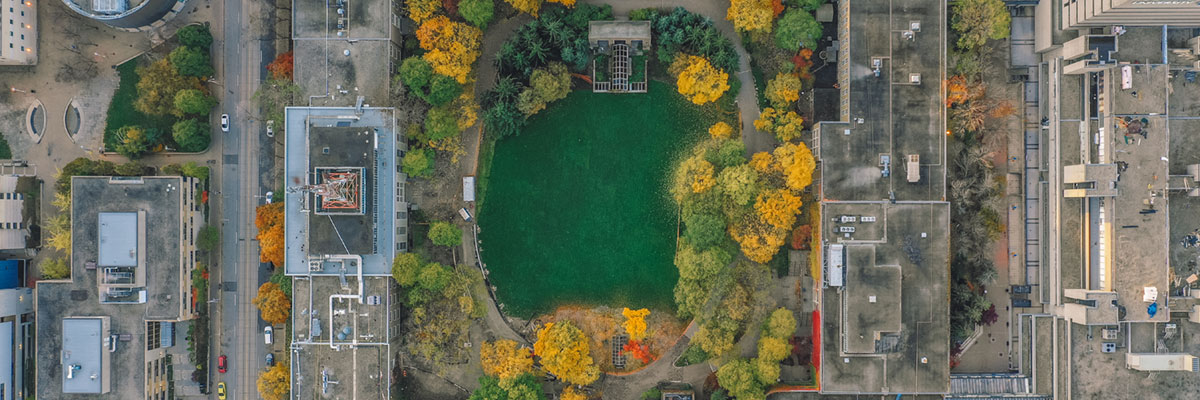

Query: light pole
left=9, top=87, right=24, bottom=93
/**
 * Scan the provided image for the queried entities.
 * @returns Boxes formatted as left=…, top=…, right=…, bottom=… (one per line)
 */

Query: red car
left=218, top=355, right=227, bottom=373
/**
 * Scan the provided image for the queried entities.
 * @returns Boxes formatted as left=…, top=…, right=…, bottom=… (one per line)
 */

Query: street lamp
left=9, top=87, right=24, bottom=93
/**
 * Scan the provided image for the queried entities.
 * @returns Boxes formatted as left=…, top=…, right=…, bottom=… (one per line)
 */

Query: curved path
left=456, top=0, right=772, bottom=392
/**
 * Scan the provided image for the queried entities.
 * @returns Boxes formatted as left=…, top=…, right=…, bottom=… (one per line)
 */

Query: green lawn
left=478, top=81, right=723, bottom=318
left=104, top=59, right=177, bottom=150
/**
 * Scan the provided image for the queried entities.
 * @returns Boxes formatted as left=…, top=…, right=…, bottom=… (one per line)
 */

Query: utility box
left=906, top=154, right=920, bottom=183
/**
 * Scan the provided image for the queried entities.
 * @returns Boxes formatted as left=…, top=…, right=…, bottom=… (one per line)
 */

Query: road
left=213, top=0, right=270, bottom=396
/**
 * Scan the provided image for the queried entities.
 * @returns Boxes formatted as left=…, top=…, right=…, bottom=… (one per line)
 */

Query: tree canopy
left=416, top=16, right=483, bottom=83
left=428, top=221, right=463, bottom=247
left=480, top=339, right=534, bottom=382
left=727, top=0, right=777, bottom=33
left=256, top=363, right=290, bottom=400
left=460, top=0, right=495, bottom=28
left=135, top=59, right=199, bottom=116
left=951, top=0, right=1011, bottom=50
left=177, top=24, right=214, bottom=49
left=173, top=89, right=216, bottom=116
left=253, top=281, right=291, bottom=324
left=168, top=46, right=214, bottom=77
left=765, top=72, right=802, bottom=109
left=774, top=9, right=823, bottom=51
left=533, top=321, right=599, bottom=386
left=671, top=55, right=730, bottom=105
left=255, top=203, right=285, bottom=266
left=113, top=125, right=159, bottom=159
left=172, top=119, right=211, bottom=152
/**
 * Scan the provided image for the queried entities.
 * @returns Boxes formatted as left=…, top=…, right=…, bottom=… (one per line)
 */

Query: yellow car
left=217, top=382, right=226, bottom=399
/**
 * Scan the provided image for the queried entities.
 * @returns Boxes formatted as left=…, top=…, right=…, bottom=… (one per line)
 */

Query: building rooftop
left=60, top=317, right=108, bottom=394
left=292, top=0, right=389, bottom=40
left=588, top=20, right=651, bottom=41
left=97, top=212, right=139, bottom=267
left=290, top=274, right=392, bottom=399
left=293, top=39, right=391, bottom=107
left=36, top=176, right=194, bottom=400
left=283, top=107, right=403, bottom=276
left=817, top=0, right=945, bottom=202
left=820, top=202, right=950, bottom=394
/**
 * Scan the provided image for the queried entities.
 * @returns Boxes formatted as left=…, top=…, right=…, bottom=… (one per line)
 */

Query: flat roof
left=292, top=0, right=389, bottom=39
left=293, top=39, right=391, bottom=107
left=843, top=245, right=902, bottom=354
left=290, top=275, right=392, bottom=399
left=817, top=0, right=945, bottom=202
left=60, top=317, right=105, bottom=394
left=97, top=212, right=138, bottom=267
left=284, top=107, right=402, bottom=276
left=821, top=202, right=950, bottom=394
left=588, top=20, right=651, bottom=40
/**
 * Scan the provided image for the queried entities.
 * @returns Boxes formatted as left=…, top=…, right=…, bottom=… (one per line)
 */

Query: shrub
left=172, top=119, right=211, bottom=152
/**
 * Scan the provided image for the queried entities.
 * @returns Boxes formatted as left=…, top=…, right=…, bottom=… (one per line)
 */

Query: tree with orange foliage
left=561, top=386, right=588, bottom=400
left=480, top=339, right=534, bottom=383
left=255, top=203, right=285, bottom=266
left=621, top=308, right=650, bottom=341
left=253, top=282, right=291, bottom=324
left=730, top=220, right=788, bottom=264
left=548, top=0, right=575, bottom=6
left=671, top=55, right=730, bottom=105
left=416, top=16, right=482, bottom=84
left=765, top=72, right=801, bottom=108
left=754, top=107, right=805, bottom=142
left=727, top=0, right=776, bottom=33
left=709, top=121, right=734, bottom=139
left=622, top=340, right=654, bottom=364
left=257, top=362, right=289, bottom=400
left=504, top=0, right=542, bottom=16
left=945, top=75, right=973, bottom=107
left=266, top=51, right=294, bottom=81
left=406, top=0, right=441, bottom=23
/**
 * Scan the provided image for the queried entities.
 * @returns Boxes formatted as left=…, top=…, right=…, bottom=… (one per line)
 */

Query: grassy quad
left=479, top=81, right=726, bottom=318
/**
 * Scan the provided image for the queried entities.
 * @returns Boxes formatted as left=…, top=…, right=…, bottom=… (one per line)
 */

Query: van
left=264, top=326, right=273, bottom=345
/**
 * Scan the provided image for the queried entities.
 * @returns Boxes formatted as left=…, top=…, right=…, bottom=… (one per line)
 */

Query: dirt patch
left=532, top=306, right=686, bottom=373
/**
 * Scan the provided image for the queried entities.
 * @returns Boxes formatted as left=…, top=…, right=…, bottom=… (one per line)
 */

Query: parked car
left=266, top=352, right=275, bottom=367
left=217, top=382, right=227, bottom=400
left=264, top=326, right=273, bottom=345
left=265, top=191, right=274, bottom=204
left=220, top=114, right=230, bottom=132
left=218, top=355, right=227, bottom=373
left=266, top=120, right=275, bottom=137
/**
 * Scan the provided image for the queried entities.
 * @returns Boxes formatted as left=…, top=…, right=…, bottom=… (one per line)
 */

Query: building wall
left=0, top=0, right=36, bottom=65
left=178, top=177, right=200, bottom=320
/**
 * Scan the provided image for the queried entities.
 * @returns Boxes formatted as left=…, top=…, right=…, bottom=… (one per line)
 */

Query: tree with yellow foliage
left=754, top=107, right=805, bottom=142
left=548, top=0, right=576, bottom=6
left=254, top=282, right=291, bottom=324
left=749, top=152, right=775, bottom=174
left=730, top=220, right=788, bottom=264
left=257, top=362, right=290, bottom=400
left=671, top=155, right=717, bottom=202
left=561, top=386, right=587, bottom=400
left=773, top=142, right=816, bottom=191
left=255, top=202, right=285, bottom=266
left=533, top=321, right=599, bottom=386
left=755, top=189, right=803, bottom=230
left=480, top=339, right=534, bottom=383
left=765, top=72, right=802, bottom=108
left=727, top=0, right=777, bottom=33
left=504, top=0, right=543, bottom=16
left=405, top=0, right=440, bottom=23
left=416, top=16, right=482, bottom=84
left=621, top=308, right=650, bottom=341
left=671, top=55, right=730, bottom=105
left=709, top=121, right=734, bottom=139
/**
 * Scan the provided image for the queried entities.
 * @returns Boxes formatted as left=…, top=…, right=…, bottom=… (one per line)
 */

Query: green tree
left=181, top=161, right=210, bottom=180
left=114, top=125, right=158, bottom=159
left=765, top=73, right=802, bottom=109
left=763, top=307, right=797, bottom=338
left=425, top=105, right=460, bottom=141
left=135, top=59, right=198, bottom=116
left=392, top=253, right=423, bottom=288
left=716, top=358, right=765, bottom=400
left=253, top=79, right=302, bottom=130
left=675, top=244, right=730, bottom=283
left=705, top=138, right=747, bottom=169
left=177, top=24, right=214, bottom=49
left=460, top=0, right=495, bottom=28
left=774, top=9, right=823, bottom=51
left=683, top=213, right=726, bottom=249
left=469, top=374, right=545, bottom=400
left=718, top=164, right=761, bottom=206
left=41, top=257, right=70, bottom=280
left=198, top=225, right=220, bottom=251
left=172, top=119, right=211, bottom=152
left=426, top=74, right=463, bottom=106
left=790, top=0, right=824, bottom=11
left=402, top=148, right=435, bottom=178
left=428, top=221, right=463, bottom=247
left=529, top=62, right=571, bottom=106
left=398, top=56, right=434, bottom=96
left=168, top=46, right=214, bottom=77
left=951, top=0, right=1011, bottom=50
left=173, top=89, right=216, bottom=116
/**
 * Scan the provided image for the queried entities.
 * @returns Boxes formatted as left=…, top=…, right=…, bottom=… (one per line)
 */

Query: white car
left=220, top=114, right=230, bottom=132
left=265, top=191, right=274, bottom=204
left=264, top=326, right=273, bottom=345
left=265, top=120, right=275, bottom=137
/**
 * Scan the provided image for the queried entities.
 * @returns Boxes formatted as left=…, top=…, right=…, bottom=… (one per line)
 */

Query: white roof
left=463, top=176, right=476, bottom=202
left=98, top=212, right=138, bottom=267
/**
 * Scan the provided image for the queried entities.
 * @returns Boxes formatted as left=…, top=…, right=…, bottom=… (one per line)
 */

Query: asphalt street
left=213, top=0, right=270, bottom=397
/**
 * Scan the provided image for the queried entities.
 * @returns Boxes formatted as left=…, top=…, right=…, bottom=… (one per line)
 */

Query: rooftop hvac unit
left=907, top=154, right=920, bottom=183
